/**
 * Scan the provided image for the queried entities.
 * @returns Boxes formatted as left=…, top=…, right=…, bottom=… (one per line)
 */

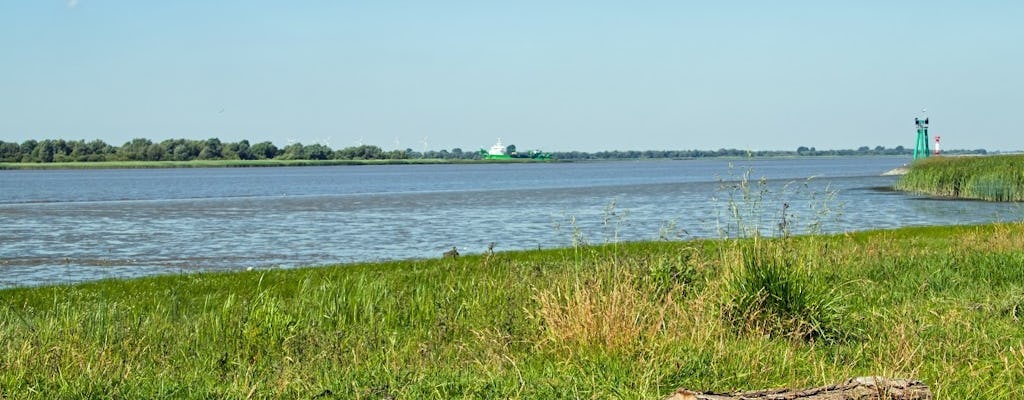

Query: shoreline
left=0, top=158, right=554, bottom=170
left=0, top=155, right=914, bottom=170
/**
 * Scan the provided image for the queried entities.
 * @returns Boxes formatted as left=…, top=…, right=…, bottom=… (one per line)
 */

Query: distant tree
left=337, top=145, right=384, bottom=160
left=506, top=144, right=516, bottom=155
left=119, top=138, right=154, bottom=161
left=237, top=140, right=253, bottom=160
left=19, top=140, right=38, bottom=162
left=303, top=143, right=332, bottom=160
left=362, top=145, right=384, bottom=159
left=198, top=138, right=223, bottom=160
left=67, top=140, right=87, bottom=161
left=170, top=140, right=202, bottom=161
left=334, top=146, right=355, bottom=160
left=30, top=140, right=57, bottom=162
left=83, top=139, right=114, bottom=161
left=161, top=139, right=183, bottom=160
left=48, top=140, right=74, bottom=162
left=144, top=143, right=165, bottom=161
left=249, top=141, right=278, bottom=159
left=387, top=149, right=409, bottom=159
left=0, top=141, right=21, bottom=162
left=280, top=143, right=304, bottom=160
left=226, top=139, right=253, bottom=160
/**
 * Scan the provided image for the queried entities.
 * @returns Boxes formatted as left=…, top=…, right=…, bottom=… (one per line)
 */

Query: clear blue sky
left=2, top=1, right=1021, bottom=152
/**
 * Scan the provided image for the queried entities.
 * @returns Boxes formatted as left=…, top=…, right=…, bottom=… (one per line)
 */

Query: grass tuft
left=533, top=275, right=657, bottom=352
left=723, top=243, right=852, bottom=344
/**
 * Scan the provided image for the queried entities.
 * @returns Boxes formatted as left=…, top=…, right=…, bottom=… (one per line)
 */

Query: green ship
left=479, top=138, right=551, bottom=160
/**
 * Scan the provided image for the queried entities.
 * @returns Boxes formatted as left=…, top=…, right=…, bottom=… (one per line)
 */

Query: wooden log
left=665, top=376, right=932, bottom=400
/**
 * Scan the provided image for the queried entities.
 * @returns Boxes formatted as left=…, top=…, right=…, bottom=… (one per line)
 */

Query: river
left=1, top=157, right=1019, bottom=287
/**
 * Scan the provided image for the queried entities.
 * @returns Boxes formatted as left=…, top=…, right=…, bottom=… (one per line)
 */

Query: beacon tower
left=913, top=111, right=930, bottom=160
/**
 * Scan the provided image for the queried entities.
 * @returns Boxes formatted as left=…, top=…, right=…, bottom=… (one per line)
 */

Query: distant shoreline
left=0, top=155, right=915, bottom=170
left=0, top=158, right=554, bottom=170
left=0, top=154, right=992, bottom=171
left=0, top=155, right=921, bottom=170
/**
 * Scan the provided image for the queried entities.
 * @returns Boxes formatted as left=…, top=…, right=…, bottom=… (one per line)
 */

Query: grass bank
left=896, top=155, right=1024, bottom=201
left=3, top=224, right=1024, bottom=398
left=0, top=158, right=550, bottom=170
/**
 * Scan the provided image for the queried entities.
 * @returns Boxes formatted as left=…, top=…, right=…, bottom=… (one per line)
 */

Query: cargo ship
left=479, top=138, right=551, bottom=160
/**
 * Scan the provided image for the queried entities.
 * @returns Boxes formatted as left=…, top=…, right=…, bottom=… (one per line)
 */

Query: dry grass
left=958, top=222, right=1024, bottom=253
left=532, top=274, right=663, bottom=352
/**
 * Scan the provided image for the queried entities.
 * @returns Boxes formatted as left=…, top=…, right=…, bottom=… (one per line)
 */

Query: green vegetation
left=0, top=137, right=992, bottom=166
left=0, top=157, right=545, bottom=170
left=3, top=223, right=1024, bottom=398
left=551, top=145, right=988, bottom=160
left=0, top=138, right=434, bottom=164
left=896, top=155, right=1024, bottom=201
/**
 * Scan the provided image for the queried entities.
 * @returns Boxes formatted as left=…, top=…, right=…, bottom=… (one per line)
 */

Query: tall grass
left=722, top=241, right=853, bottom=344
left=712, top=164, right=843, bottom=238
left=896, top=155, right=1024, bottom=201
left=3, top=223, right=1024, bottom=398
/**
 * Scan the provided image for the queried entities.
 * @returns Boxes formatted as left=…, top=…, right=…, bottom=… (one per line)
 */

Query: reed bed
left=896, top=155, right=1024, bottom=201
left=2, top=223, right=1024, bottom=398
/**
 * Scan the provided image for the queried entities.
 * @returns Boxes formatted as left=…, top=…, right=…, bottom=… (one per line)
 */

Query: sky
left=1, top=1, right=1021, bottom=152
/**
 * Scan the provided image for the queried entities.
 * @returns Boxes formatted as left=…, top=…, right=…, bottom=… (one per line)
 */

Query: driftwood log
left=665, top=376, right=932, bottom=400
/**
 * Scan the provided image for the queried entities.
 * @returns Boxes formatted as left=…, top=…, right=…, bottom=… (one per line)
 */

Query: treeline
left=550, top=145, right=988, bottom=160
left=0, top=138, right=991, bottom=163
left=0, top=138, right=506, bottom=163
left=0, top=138, right=411, bottom=163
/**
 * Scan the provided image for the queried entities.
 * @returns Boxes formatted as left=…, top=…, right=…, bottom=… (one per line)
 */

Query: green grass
left=0, top=158, right=552, bottom=170
left=896, top=155, right=1024, bottom=201
left=3, top=224, right=1024, bottom=398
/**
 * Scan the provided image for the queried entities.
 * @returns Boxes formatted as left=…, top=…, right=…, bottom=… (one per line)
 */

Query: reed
left=895, top=155, right=1024, bottom=201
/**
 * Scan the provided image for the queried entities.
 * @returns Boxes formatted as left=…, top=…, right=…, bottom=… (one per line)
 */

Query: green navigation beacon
left=913, top=109, right=930, bottom=160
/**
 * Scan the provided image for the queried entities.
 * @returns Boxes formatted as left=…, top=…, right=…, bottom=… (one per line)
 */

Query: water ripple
left=1, top=157, right=1018, bottom=287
